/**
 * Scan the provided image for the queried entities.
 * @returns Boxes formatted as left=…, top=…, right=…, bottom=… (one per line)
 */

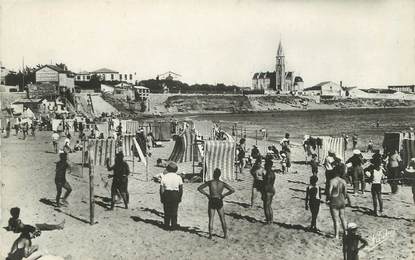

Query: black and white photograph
left=0, top=0, right=414, bottom=259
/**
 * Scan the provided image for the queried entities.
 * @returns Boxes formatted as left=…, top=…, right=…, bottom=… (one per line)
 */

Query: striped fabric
left=120, top=135, right=134, bottom=157
left=203, top=141, right=236, bottom=181
left=126, top=121, right=141, bottom=134
left=168, top=130, right=201, bottom=163
left=83, top=139, right=116, bottom=166
left=82, top=135, right=141, bottom=166
left=402, top=134, right=415, bottom=168
left=317, top=136, right=345, bottom=163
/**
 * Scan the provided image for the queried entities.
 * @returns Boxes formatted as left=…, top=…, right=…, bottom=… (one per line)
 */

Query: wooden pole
left=81, top=141, right=85, bottom=178
left=89, top=158, right=95, bottom=225
left=132, top=155, right=135, bottom=174
left=145, top=156, right=149, bottom=181
left=255, top=130, right=258, bottom=145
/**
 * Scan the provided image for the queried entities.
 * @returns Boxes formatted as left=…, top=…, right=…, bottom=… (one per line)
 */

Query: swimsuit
left=209, top=197, right=223, bottom=210
left=330, top=180, right=346, bottom=209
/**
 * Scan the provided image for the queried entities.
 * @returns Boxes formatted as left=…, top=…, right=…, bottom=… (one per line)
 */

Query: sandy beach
left=0, top=130, right=414, bottom=260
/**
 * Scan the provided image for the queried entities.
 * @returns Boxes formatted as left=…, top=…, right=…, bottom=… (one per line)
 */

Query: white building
left=89, top=68, right=138, bottom=84
left=303, top=81, right=343, bottom=97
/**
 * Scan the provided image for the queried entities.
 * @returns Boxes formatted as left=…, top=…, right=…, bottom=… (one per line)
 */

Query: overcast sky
left=1, top=0, right=414, bottom=88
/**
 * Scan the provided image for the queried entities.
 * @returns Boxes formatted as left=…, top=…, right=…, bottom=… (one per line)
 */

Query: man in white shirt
left=160, top=162, right=183, bottom=230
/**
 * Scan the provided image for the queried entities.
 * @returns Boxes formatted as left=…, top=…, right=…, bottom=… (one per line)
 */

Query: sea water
left=187, top=107, right=415, bottom=150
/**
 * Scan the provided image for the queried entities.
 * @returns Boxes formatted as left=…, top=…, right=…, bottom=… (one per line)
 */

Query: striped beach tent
left=83, top=139, right=116, bottom=166
left=168, top=130, right=201, bottom=163
left=317, top=136, right=345, bottom=163
left=203, top=140, right=236, bottom=181
left=126, top=121, right=141, bottom=134
left=83, top=135, right=145, bottom=166
left=402, top=133, right=415, bottom=168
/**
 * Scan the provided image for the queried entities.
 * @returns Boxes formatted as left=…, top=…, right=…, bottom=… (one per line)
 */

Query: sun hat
left=347, top=222, right=358, bottom=230
left=353, top=149, right=361, bottom=155
left=346, top=162, right=352, bottom=168
left=166, top=162, right=178, bottom=173
left=281, top=153, right=286, bottom=157
left=406, top=166, right=415, bottom=173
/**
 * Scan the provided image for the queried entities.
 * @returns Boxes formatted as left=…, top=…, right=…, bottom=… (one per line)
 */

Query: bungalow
left=90, top=68, right=137, bottom=84
left=303, top=81, right=343, bottom=97
left=35, top=65, right=75, bottom=93
left=11, top=98, right=44, bottom=114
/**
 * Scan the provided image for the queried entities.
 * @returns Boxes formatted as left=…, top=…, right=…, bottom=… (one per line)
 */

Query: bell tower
left=275, top=41, right=285, bottom=91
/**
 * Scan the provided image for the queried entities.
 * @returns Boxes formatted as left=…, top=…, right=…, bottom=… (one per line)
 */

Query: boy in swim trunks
left=305, top=175, right=322, bottom=232
left=198, top=168, right=235, bottom=239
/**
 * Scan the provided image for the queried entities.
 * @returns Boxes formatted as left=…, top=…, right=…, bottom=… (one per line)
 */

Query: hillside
left=164, top=95, right=252, bottom=113
left=101, top=93, right=415, bottom=117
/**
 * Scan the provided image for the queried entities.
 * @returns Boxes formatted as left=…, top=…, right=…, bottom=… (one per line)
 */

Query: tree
left=55, top=63, right=68, bottom=71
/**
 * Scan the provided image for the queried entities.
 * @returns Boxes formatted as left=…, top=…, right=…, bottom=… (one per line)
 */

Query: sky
left=1, top=0, right=414, bottom=88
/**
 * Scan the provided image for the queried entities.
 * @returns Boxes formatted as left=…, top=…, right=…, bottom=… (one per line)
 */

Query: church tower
left=275, top=41, right=285, bottom=91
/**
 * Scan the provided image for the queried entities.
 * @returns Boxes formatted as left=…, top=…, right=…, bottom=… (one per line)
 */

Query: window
left=129, top=74, right=132, bottom=80
left=119, top=74, right=122, bottom=80
left=111, top=74, right=114, bottom=80
left=124, top=74, right=127, bottom=80
left=77, top=76, right=81, bottom=80
left=86, top=76, right=90, bottom=80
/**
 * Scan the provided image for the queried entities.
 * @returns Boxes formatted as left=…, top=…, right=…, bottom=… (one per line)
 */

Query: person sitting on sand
left=7, top=225, right=40, bottom=260
left=7, top=207, right=64, bottom=233
left=342, top=223, right=368, bottom=260
left=262, top=157, right=276, bottom=225
left=250, top=158, right=265, bottom=208
left=305, top=175, right=322, bottom=232
left=328, top=165, right=351, bottom=239
left=198, top=168, right=235, bottom=239
left=55, top=152, right=72, bottom=208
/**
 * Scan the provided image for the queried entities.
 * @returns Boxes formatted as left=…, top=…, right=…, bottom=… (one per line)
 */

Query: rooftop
left=92, top=68, right=119, bottom=74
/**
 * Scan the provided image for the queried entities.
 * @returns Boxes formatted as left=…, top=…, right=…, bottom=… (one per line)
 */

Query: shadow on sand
left=349, top=205, right=414, bottom=222
left=224, top=200, right=251, bottom=209
left=40, top=198, right=90, bottom=224
left=287, top=180, right=308, bottom=185
left=226, top=212, right=328, bottom=237
left=130, top=216, right=209, bottom=238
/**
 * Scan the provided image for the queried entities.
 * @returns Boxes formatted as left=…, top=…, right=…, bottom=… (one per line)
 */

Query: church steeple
left=277, top=40, right=284, bottom=57
left=275, top=40, right=285, bottom=91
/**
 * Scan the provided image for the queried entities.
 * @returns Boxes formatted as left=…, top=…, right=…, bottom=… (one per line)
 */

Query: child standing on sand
left=305, top=175, right=321, bottom=232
